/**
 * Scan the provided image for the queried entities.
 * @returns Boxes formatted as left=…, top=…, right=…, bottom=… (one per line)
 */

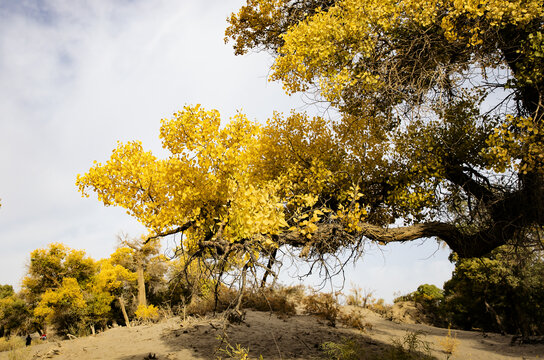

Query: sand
left=2, top=307, right=543, bottom=359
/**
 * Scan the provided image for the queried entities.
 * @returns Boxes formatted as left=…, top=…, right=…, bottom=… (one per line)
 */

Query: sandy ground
left=2, top=308, right=543, bottom=359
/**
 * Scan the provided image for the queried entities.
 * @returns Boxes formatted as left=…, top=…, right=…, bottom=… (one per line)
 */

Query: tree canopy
left=442, top=245, right=544, bottom=335
left=77, top=0, right=544, bottom=282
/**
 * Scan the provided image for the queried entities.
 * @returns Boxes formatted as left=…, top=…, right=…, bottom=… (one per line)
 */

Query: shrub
left=345, top=286, right=375, bottom=309
left=185, top=285, right=239, bottom=317
left=442, top=245, right=544, bottom=335
left=302, top=292, right=339, bottom=326
left=185, top=285, right=300, bottom=318
left=321, top=337, right=365, bottom=360
left=338, top=309, right=372, bottom=332
left=437, top=327, right=459, bottom=357
left=0, top=336, right=25, bottom=352
left=135, top=304, right=159, bottom=322
left=217, top=336, right=264, bottom=360
left=394, top=284, right=443, bottom=304
left=367, top=298, right=390, bottom=315
left=389, top=331, right=433, bottom=360
left=242, top=286, right=298, bottom=316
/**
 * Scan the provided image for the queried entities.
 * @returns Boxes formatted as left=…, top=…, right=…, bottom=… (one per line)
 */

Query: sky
left=0, top=0, right=454, bottom=303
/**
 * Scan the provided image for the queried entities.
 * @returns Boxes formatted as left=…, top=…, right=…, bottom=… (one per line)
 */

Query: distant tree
left=34, top=277, right=87, bottom=336
left=395, top=284, right=444, bottom=304
left=442, top=244, right=544, bottom=336
left=0, top=285, right=14, bottom=299
left=22, top=243, right=96, bottom=306
left=0, top=286, right=30, bottom=337
left=21, top=243, right=97, bottom=334
left=114, top=235, right=166, bottom=308
left=94, top=258, right=137, bottom=327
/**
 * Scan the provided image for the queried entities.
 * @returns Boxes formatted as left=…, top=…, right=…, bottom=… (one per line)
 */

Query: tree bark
left=118, top=296, right=130, bottom=328
left=136, top=263, right=147, bottom=307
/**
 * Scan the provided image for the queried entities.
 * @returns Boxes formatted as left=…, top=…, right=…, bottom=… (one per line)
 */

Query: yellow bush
left=135, top=304, right=159, bottom=321
left=438, top=327, right=459, bottom=356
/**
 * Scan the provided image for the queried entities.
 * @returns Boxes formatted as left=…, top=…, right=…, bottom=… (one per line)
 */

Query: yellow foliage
left=80, top=0, right=544, bottom=269
left=94, top=260, right=137, bottom=293
left=77, top=105, right=286, bottom=256
left=34, top=278, right=86, bottom=321
left=483, top=115, right=544, bottom=174
left=134, top=304, right=159, bottom=321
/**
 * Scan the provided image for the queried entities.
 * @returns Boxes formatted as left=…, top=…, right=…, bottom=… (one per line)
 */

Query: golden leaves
left=483, top=115, right=544, bottom=174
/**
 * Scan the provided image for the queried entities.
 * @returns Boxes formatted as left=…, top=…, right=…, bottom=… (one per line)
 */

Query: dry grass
left=302, top=292, right=340, bottom=326
left=338, top=309, right=373, bottom=332
left=242, top=285, right=300, bottom=316
left=0, top=337, right=25, bottom=352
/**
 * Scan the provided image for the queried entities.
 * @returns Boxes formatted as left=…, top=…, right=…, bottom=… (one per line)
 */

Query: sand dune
left=2, top=308, right=543, bottom=359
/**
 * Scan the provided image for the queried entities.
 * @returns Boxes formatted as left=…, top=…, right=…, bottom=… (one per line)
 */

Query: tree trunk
left=118, top=296, right=130, bottom=328
left=260, top=249, right=277, bottom=288
left=136, top=263, right=147, bottom=307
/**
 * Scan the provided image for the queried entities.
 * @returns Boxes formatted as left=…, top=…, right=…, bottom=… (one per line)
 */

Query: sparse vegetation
left=389, top=331, right=434, bottom=360
left=302, top=291, right=340, bottom=326
left=322, top=337, right=366, bottom=360
left=216, top=336, right=264, bottom=360
left=0, top=337, right=25, bottom=352
left=438, top=327, right=459, bottom=358
left=338, top=309, right=372, bottom=332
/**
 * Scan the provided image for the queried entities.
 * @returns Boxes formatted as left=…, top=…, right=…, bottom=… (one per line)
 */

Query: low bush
left=321, top=337, right=366, bottom=360
left=338, top=309, right=372, bottom=332
left=135, top=304, right=160, bottom=322
left=437, top=327, right=459, bottom=358
left=302, top=292, right=339, bottom=326
left=185, top=285, right=238, bottom=317
left=367, top=298, right=390, bottom=315
left=242, top=285, right=299, bottom=316
left=389, top=331, right=434, bottom=360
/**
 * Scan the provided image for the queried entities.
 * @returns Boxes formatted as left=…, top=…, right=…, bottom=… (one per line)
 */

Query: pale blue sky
left=0, top=0, right=453, bottom=303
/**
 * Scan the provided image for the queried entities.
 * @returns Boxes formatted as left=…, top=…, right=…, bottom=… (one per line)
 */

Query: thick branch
left=279, top=221, right=509, bottom=258
left=444, top=164, right=496, bottom=202
left=145, top=221, right=195, bottom=244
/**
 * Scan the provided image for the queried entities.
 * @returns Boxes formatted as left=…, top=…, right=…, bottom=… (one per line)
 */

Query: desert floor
left=2, top=307, right=543, bottom=360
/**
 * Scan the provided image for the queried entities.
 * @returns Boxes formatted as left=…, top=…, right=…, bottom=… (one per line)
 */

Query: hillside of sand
left=2, top=306, right=543, bottom=360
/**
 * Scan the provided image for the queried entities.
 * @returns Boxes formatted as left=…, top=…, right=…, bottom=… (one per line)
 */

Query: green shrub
left=389, top=331, right=434, bottom=360
left=394, top=284, right=443, bottom=304
left=322, top=337, right=365, bottom=360
left=442, top=245, right=544, bottom=335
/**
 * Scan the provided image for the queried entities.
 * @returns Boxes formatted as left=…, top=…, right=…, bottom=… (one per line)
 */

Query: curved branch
left=145, top=221, right=195, bottom=244
left=279, top=220, right=509, bottom=258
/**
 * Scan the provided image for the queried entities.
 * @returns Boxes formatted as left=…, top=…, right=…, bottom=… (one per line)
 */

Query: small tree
left=34, top=278, right=87, bottom=336
left=113, top=236, right=166, bottom=309
left=94, top=258, right=137, bottom=327
left=21, top=243, right=96, bottom=334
